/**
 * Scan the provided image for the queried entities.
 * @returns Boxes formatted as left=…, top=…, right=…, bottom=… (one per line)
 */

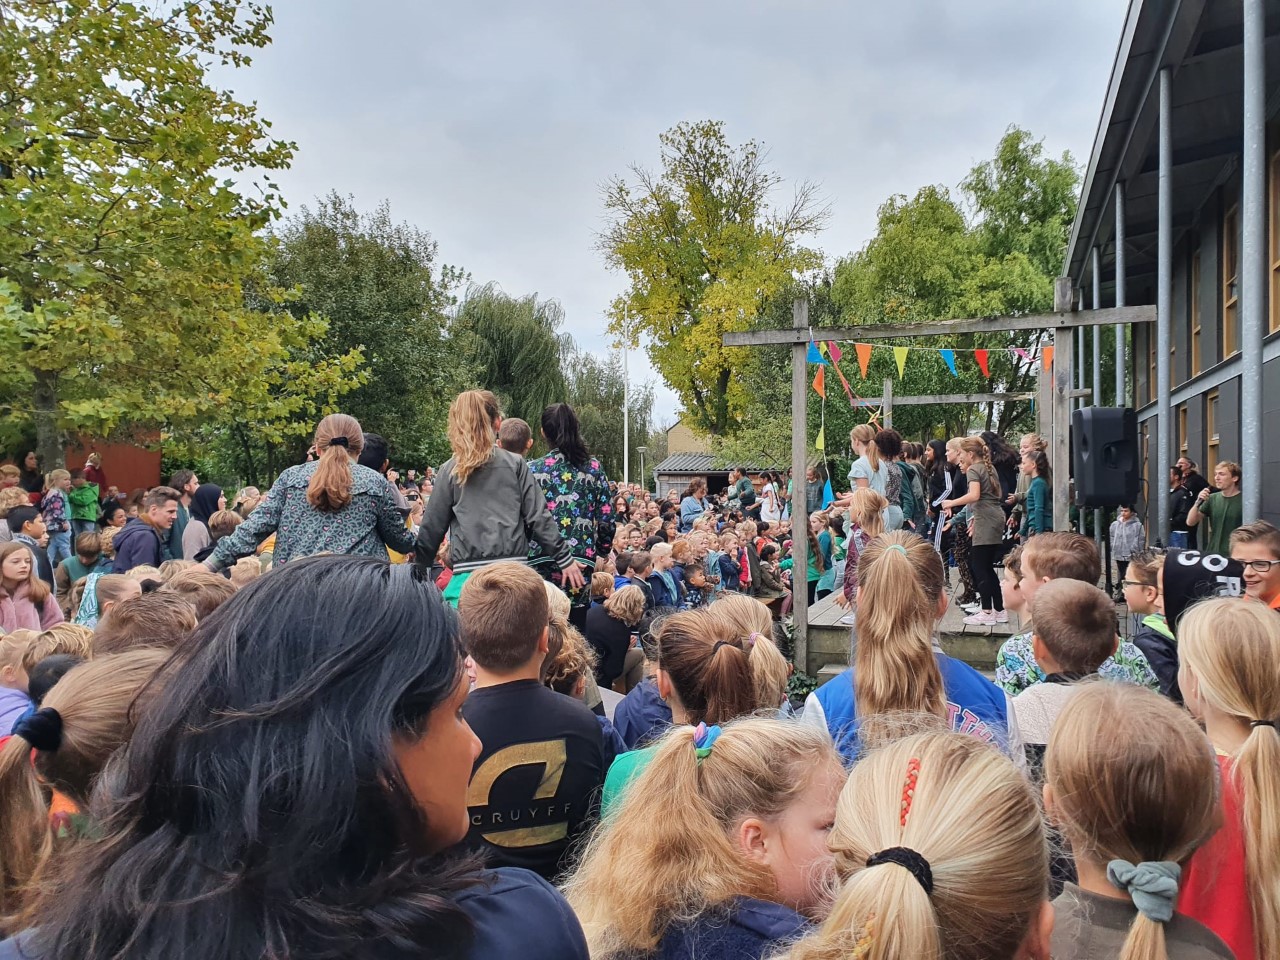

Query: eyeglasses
left=1120, top=580, right=1153, bottom=589
left=1238, top=559, right=1280, bottom=573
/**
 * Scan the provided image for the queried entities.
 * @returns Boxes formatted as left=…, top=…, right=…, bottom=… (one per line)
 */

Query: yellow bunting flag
left=893, top=346, right=909, bottom=378
left=815, top=425, right=825, bottom=451
left=855, top=342, right=872, bottom=378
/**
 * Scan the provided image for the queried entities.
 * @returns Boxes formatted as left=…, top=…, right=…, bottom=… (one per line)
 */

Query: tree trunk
left=32, top=370, right=65, bottom=470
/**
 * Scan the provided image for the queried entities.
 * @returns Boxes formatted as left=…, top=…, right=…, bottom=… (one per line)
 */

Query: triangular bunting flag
left=821, top=478, right=834, bottom=509
left=814, top=425, right=825, bottom=451
left=806, top=341, right=827, bottom=364
left=974, top=348, right=990, bottom=377
left=939, top=348, right=958, bottom=377
left=855, top=343, right=872, bottom=378
left=826, top=340, right=843, bottom=363
left=1013, top=347, right=1031, bottom=362
left=893, top=346, right=909, bottom=378
left=812, top=366, right=826, bottom=398
left=832, top=359, right=857, bottom=406
left=1041, top=346, right=1055, bottom=371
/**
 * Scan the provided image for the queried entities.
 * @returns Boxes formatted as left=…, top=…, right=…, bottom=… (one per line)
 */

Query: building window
left=1207, top=390, right=1220, bottom=474
left=1224, top=204, right=1240, bottom=358
left=1271, top=150, right=1280, bottom=333
left=1191, top=251, right=1202, bottom=375
left=1178, top=404, right=1189, bottom=460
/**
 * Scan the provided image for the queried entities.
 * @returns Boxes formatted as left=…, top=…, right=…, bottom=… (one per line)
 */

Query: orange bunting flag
left=1041, top=346, right=1055, bottom=371
left=812, top=366, right=826, bottom=398
left=974, top=348, right=990, bottom=378
left=893, top=346, right=909, bottom=379
left=855, top=342, right=872, bottom=378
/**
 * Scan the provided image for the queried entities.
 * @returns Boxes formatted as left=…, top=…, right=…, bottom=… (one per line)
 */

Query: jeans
left=70, top=519, right=96, bottom=541
left=46, top=530, right=72, bottom=569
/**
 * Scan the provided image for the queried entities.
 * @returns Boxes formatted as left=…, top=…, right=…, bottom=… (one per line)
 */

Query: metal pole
left=622, top=308, right=629, bottom=489
left=1156, top=68, right=1174, bottom=543
left=1115, top=182, right=1128, bottom=407
left=1241, top=0, right=1265, bottom=523
left=1092, top=246, right=1103, bottom=550
left=790, top=298, right=809, bottom=675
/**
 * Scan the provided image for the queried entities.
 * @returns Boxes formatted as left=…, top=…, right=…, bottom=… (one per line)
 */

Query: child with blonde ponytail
left=1045, top=683, right=1232, bottom=960
left=705, top=593, right=792, bottom=712
left=803, top=531, right=1014, bottom=762
left=784, top=731, right=1053, bottom=960
left=564, top=717, right=844, bottom=960
left=1177, top=598, right=1280, bottom=960
left=414, top=390, right=583, bottom=605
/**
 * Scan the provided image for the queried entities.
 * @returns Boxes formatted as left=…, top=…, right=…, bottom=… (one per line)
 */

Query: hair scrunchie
left=1106, top=859, right=1181, bottom=923
left=13, top=707, right=63, bottom=753
left=327, top=436, right=349, bottom=449
left=866, top=846, right=934, bottom=895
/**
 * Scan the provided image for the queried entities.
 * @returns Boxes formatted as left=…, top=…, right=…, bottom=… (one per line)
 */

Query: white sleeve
left=800, top=692, right=832, bottom=738
left=1004, top=693, right=1027, bottom=773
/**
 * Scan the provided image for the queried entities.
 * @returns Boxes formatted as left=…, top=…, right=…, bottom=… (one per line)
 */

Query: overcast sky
left=218, top=0, right=1129, bottom=426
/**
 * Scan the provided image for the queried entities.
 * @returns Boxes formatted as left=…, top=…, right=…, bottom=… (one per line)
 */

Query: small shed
left=651, top=453, right=774, bottom=500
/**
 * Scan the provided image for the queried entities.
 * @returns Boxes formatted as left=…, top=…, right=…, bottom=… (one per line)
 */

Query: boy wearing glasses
left=1229, top=520, right=1280, bottom=610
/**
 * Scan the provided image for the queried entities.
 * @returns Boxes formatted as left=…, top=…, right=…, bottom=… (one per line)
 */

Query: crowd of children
left=0, top=401, right=1277, bottom=960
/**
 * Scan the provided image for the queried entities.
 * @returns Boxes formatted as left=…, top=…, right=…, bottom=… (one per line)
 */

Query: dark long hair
left=926, top=440, right=949, bottom=479
left=980, top=431, right=1018, bottom=471
left=541, top=403, right=590, bottom=468
left=24, top=556, right=479, bottom=960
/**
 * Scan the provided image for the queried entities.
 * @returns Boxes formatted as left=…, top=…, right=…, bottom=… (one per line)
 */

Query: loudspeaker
left=1072, top=407, right=1139, bottom=507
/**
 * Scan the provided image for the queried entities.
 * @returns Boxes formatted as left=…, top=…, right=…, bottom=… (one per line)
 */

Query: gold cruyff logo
left=467, top=740, right=569, bottom=847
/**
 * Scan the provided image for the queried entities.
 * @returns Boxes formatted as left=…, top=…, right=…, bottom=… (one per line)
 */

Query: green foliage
left=562, top=348, right=653, bottom=483
left=0, top=0, right=357, bottom=469
left=600, top=120, right=828, bottom=435
left=451, top=283, right=571, bottom=430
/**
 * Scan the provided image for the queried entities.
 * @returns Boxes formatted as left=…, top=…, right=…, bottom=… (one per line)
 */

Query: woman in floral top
left=527, top=404, right=615, bottom=627
left=204, top=414, right=416, bottom=573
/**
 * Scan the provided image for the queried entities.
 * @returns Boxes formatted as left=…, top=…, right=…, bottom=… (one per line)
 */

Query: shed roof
left=653, top=453, right=775, bottom=474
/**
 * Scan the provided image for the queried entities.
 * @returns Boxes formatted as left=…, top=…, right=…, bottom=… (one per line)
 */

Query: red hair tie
left=900, top=758, right=921, bottom=828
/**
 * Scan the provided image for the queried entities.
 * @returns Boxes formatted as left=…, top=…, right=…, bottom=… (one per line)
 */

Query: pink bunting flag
left=1012, top=347, right=1030, bottom=362
left=826, top=341, right=843, bottom=363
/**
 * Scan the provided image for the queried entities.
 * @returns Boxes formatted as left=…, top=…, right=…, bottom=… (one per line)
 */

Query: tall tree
left=268, top=193, right=464, bottom=465
left=0, top=0, right=349, bottom=467
left=600, top=120, right=828, bottom=436
left=562, top=348, right=652, bottom=483
left=451, top=283, right=570, bottom=428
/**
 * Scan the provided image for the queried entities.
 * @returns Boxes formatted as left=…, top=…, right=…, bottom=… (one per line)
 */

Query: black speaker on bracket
left=1071, top=407, right=1139, bottom=507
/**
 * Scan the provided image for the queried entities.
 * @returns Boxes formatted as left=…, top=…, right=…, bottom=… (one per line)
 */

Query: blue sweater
left=612, top=676, right=673, bottom=749
left=807, top=654, right=1011, bottom=762
left=654, top=897, right=810, bottom=960
left=0, top=868, right=587, bottom=960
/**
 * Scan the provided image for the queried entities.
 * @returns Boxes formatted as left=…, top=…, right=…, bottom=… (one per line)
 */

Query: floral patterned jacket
left=527, top=450, right=615, bottom=573
left=994, top=630, right=1160, bottom=697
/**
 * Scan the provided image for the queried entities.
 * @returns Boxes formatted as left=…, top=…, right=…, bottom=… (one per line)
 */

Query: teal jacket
left=1023, top=475, right=1052, bottom=535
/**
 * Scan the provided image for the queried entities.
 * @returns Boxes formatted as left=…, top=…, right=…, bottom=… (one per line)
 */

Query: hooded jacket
left=652, top=897, right=810, bottom=960
left=0, top=579, right=65, bottom=633
left=111, top=518, right=164, bottom=574
left=181, top=484, right=223, bottom=561
left=413, top=449, right=571, bottom=577
left=1131, top=614, right=1181, bottom=703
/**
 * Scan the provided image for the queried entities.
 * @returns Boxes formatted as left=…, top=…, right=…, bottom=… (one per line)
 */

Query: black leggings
left=969, top=543, right=1004, bottom=612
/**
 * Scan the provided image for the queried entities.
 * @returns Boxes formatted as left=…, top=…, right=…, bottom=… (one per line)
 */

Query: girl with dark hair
left=529, top=403, right=615, bottom=627
left=180, top=483, right=225, bottom=561
left=18, top=452, right=41, bottom=497
left=980, top=430, right=1020, bottom=510
left=2, top=556, right=588, bottom=960
left=204, top=413, right=416, bottom=573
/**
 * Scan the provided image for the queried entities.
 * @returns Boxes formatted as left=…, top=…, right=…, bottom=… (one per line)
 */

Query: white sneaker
left=839, top=613, right=857, bottom=625
left=993, top=610, right=1009, bottom=623
left=963, top=611, right=996, bottom=626
left=960, top=602, right=980, bottom=612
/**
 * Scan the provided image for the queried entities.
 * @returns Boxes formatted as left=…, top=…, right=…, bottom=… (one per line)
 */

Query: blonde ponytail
left=564, top=718, right=841, bottom=956
left=786, top=731, right=1047, bottom=960
left=1179, top=598, right=1280, bottom=960
left=306, top=413, right=363, bottom=512
left=447, top=390, right=501, bottom=484
left=851, top=424, right=880, bottom=471
left=1047, top=683, right=1220, bottom=960
left=704, top=594, right=790, bottom=711
left=852, top=532, right=947, bottom=749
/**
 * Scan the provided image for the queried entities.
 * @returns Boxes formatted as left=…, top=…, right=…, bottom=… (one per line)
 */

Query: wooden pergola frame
left=722, top=283, right=1156, bottom=671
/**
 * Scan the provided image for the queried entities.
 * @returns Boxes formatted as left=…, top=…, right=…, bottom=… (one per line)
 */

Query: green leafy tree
left=562, top=348, right=652, bottom=483
left=451, top=283, right=571, bottom=428
left=267, top=193, right=465, bottom=468
left=600, top=120, right=828, bottom=436
left=0, top=0, right=352, bottom=468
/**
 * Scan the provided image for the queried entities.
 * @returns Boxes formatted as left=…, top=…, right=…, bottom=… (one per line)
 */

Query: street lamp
left=637, top=445, right=648, bottom=491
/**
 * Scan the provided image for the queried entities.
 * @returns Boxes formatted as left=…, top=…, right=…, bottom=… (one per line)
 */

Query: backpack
left=896, top=462, right=921, bottom=529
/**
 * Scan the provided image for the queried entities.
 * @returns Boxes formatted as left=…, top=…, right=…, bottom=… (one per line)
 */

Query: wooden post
left=1051, top=327, right=1074, bottom=531
left=882, top=378, right=893, bottom=428
left=790, top=298, right=809, bottom=674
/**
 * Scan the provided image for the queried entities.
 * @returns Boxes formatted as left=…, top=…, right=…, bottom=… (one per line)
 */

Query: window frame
left=1224, top=203, right=1240, bottom=358
left=1206, top=389, right=1220, bottom=476
left=1270, top=149, right=1280, bottom=333
left=1191, top=250, right=1202, bottom=375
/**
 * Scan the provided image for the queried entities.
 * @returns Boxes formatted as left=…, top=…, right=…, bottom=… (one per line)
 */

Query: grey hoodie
left=413, top=449, right=571, bottom=576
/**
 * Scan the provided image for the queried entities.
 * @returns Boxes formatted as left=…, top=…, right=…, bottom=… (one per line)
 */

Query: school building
left=1064, top=0, right=1280, bottom=535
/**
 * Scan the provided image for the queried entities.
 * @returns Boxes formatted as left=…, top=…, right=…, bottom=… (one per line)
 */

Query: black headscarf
left=190, top=484, right=223, bottom=526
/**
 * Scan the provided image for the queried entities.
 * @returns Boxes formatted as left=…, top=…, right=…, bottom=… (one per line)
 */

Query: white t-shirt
left=760, top=482, right=782, bottom=523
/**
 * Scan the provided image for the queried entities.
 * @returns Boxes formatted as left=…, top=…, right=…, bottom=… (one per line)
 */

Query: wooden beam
left=883, top=378, right=893, bottom=427
left=790, top=298, right=808, bottom=675
left=1051, top=328, right=1074, bottom=531
left=723, top=305, right=1155, bottom=347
